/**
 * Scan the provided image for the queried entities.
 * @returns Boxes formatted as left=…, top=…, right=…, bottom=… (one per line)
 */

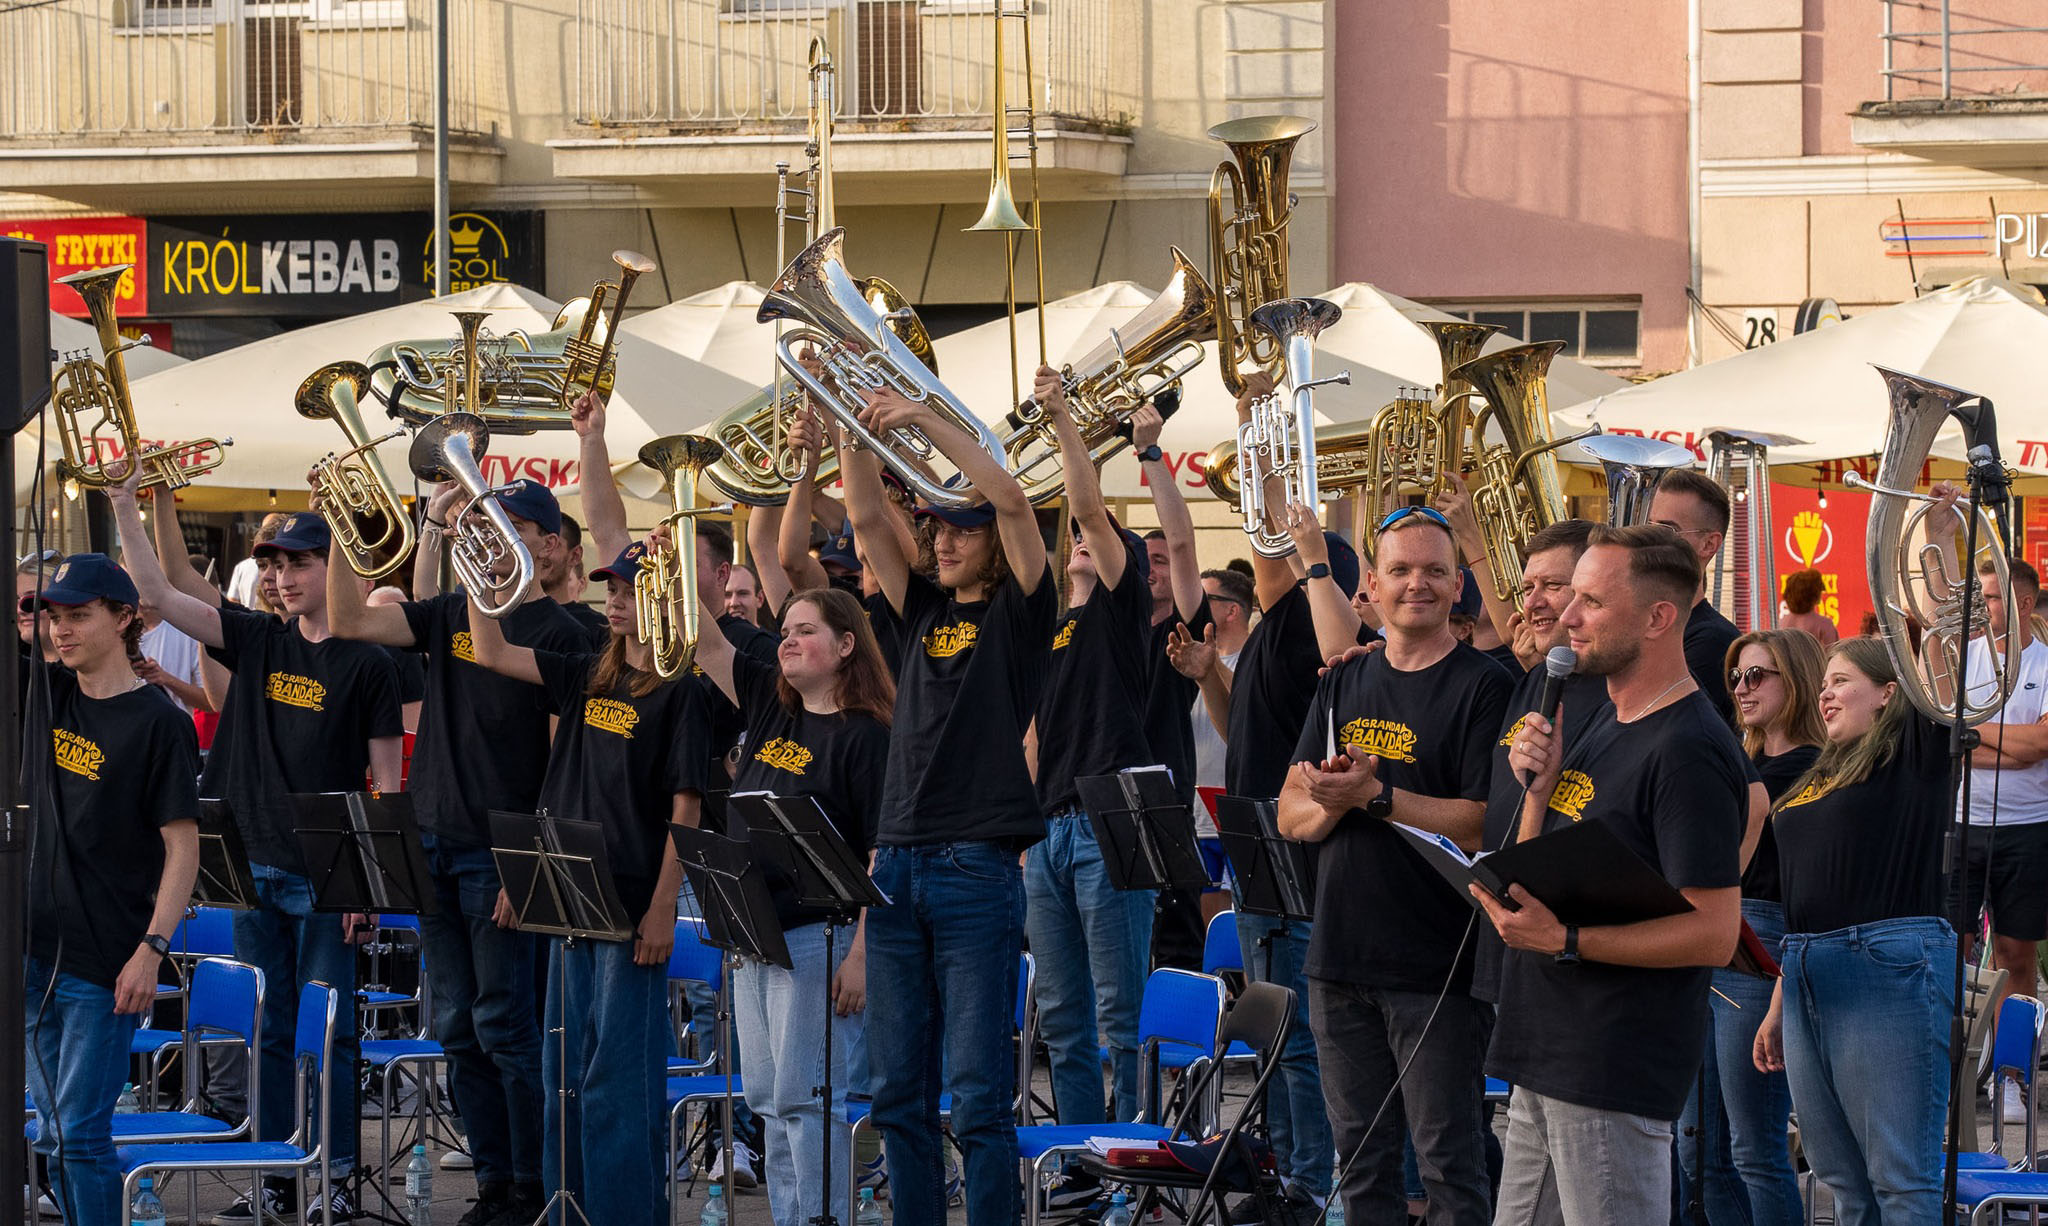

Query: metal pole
left=1941, top=0, right=1954, bottom=98
left=1, top=422, right=23, bottom=1226
left=433, top=0, right=451, bottom=298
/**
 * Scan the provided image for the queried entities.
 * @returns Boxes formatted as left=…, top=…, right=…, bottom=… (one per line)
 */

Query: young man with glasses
left=1649, top=469, right=1740, bottom=726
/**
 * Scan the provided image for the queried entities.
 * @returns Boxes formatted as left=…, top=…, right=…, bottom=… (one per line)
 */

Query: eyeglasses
left=1204, top=593, right=1246, bottom=610
left=930, top=522, right=990, bottom=541
left=1727, top=665, right=1782, bottom=691
left=1377, top=506, right=1451, bottom=534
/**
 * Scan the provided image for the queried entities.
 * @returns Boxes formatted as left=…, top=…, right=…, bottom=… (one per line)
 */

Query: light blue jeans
left=24, top=958, right=139, bottom=1226
left=1710, top=899, right=1802, bottom=1226
left=734, top=921, right=863, bottom=1226
left=1235, top=911, right=1331, bottom=1200
left=1025, top=812, right=1155, bottom=1125
left=1781, top=915, right=1956, bottom=1226
left=542, top=935, right=669, bottom=1226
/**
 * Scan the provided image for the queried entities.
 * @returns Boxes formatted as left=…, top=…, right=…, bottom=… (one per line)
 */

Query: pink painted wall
left=1805, top=0, right=2048, bottom=156
left=1330, top=1, right=1690, bottom=372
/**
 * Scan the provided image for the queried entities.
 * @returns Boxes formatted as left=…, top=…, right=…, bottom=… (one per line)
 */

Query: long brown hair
left=586, top=608, right=669, bottom=700
left=1781, top=636, right=1909, bottom=805
left=914, top=515, right=1012, bottom=596
left=1723, top=628, right=1827, bottom=758
left=778, top=588, right=894, bottom=726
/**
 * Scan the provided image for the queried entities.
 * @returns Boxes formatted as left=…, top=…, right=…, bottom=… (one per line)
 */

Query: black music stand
left=1213, top=795, right=1315, bottom=992
left=728, top=793, right=887, bottom=1226
left=489, top=811, right=634, bottom=1226
left=194, top=800, right=260, bottom=910
left=1076, top=768, right=1212, bottom=895
left=289, top=792, right=435, bottom=917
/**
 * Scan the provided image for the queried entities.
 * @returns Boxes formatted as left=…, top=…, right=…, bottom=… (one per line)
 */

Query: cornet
left=1208, top=115, right=1315, bottom=396
left=1235, top=297, right=1351, bottom=559
left=297, top=361, right=416, bottom=580
left=636, top=435, right=729, bottom=679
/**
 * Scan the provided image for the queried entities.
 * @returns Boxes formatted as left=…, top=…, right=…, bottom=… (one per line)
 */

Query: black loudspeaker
left=1, top=238, right=52, bottom=432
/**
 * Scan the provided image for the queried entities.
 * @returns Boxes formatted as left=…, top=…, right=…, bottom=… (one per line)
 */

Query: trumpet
left=756, top=227, right=1004, bottom=509
left=50, top=265, right=231, bottom=491
left=1001, top=247, right=1217, bottom=504
left=297, top=361, right=416, bottom=580
left=1208, top=115, right=1316, bottom=396
left=1845, top=365, right=2018, bottom=725
left=1235, top=297, right=1351, bottom=558
left=1574, top=434, right=1695, bottom=527
left=635, top=435, right=729, bottom=679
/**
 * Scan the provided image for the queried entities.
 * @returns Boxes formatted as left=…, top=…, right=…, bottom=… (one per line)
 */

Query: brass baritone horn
left=51, top=265, right=232, bottom=491
left=297, top=362, right=416, bottom=580
left=1236, top=298, right=1350, bottom=559
left=1573, top=433, right=1695, bottom=527
left=1208, top=115, right=1316, bottom=397
left=409, top=412, right=534, bottom=619
left=559, top=249, right=658, bottom=410
left=1844, top=366, right=2019, bottom=726
left=636, top=435, right=729, bottom=680
left=1356, top=320, right=1503, bottom=566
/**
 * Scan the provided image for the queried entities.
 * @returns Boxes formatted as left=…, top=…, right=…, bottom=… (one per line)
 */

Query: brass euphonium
left=409, top=412, right=534, bottom=619
left=1208, top=115, right=1316, bottom=396
left=1844, top=366, right=2019, bottom=725
left=50, top=265, right=232, bottom=491
left=1574, top=434, right=1695, bottom=527
left=1001, top=247, right=1218, bottom=504
left=297, top=361, right=416, bottom=580
left=635, top=434, right=729, bottom=679
left=1355, top=321, right=1503, bottom=565
left=1234, top=297, right=1351, bottom=558
left=756, top=227, right=1004, bottom=509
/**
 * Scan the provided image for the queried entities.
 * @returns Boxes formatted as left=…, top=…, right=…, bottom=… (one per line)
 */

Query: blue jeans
left=1235, top=912, right=1331, bottom=1200
left=867, top=842, right=1026, bottom=1226
left=734, top=922, right=863, bottom=1226
left=421, top=839, right=544, bottom=1187
left=1781, top=916, right=1955, bottom=1226
left=542, top=935, right=669, bottom=1226
left=676, top=880, right=758, bottom=1145
left=23, top=959, right=138, bottom=1226
left=1711, top=900, right=1802, bottom=1226
left=233, top=863, right=358, bottom=1174
left=1024, top=812, right=1154, bottom=1125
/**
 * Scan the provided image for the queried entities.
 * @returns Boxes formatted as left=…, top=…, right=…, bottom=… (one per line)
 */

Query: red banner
left=2026, top=497, right=2048, bottom=579
left=1768, top=484, right=1873, bottom=637
left=0, top=216, right=149, bottom=317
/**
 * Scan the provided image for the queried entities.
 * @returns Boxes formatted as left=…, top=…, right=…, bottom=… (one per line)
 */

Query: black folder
left=1396, top=819, right=1692, bottom=929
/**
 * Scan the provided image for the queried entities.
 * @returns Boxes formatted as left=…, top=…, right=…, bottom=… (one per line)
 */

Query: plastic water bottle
left=1327, top=1192, right=1346, bottom=1226
left=855, top=1187, right=884, bottom=1226
left=1102, top=1190, right=1132, bottom=1226
left=404, top=1144, right=433, bottom=1225
left=131, top=1176, right=166, bottom=1226
left=115, top=1083, right=141, bottom=1113
left=700, top=1182, right=728, bottom=1226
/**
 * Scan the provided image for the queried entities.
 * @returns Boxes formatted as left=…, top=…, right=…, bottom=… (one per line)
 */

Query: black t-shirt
left=1741, top=745, right=1821, bottom=903
left=1484, top=643, right=1524, bottom=676
left=1775, top=713, right=1949, bottom=935
left=1141, top=602, right=1214, bottom=807
left=1035, top=541, right=1156, bottom=815
left=28, top=672, right=200, bottom=989
left=1472, top=669, right=1615, bottom=1004
left=1225, top=586, right=1325, bottom=801
left=561, top=600, right=610, bottom=647
left=534, top=650, right=711, bottom=918
left=871, top=566, right=1058, bottom=847
left=1292, top=643, right=1511, bottom=992
left=1487, top=692, right=1747, bottom=1121
left=399, top=593, right=591, bottom=848
left=694, top=614, right=783, bottom=797
left=727, top=651, right=889, bottom=931
left=201, top=608, right=403, bottom=874
left=1685, top=600, right=1741, bottom=727
left=387, top=648, right=427, bottom=706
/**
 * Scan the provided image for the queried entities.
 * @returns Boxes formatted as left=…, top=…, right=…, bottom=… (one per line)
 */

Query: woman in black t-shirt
left=693, top=585, right=892, bottom=1226
left=466, top=541, right=709, bottom=1226
left=1754, top=634, right=1956, bottom=1226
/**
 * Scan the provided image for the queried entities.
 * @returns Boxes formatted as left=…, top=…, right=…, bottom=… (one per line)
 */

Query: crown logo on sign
left=449, top=221, right=485, bottom=253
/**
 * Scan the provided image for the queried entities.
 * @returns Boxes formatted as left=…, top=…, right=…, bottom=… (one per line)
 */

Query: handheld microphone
left=1516, top=646, right=1577, bottom=788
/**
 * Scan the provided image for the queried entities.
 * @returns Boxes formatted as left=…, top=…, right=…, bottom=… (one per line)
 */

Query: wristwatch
left=1136, top=444, right=1164, bottom=463
left=1304, top=562, right=1331, bottom=582
left=140, top=933, right=170, bottom=958
left=1363, top=785, right=1393, bottom=821
left=1554, top=925, right=1580, bottom=966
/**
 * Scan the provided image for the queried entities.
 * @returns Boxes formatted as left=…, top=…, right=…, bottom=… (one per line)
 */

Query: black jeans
left=1308, top=976, right=1491, bottom=1226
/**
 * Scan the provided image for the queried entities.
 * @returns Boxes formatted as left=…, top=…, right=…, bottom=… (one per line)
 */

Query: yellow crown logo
left=449, top=221, right=485, bottom=254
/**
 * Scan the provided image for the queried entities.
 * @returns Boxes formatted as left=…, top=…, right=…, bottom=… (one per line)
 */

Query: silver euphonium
left=1572, top=434, right=1697, bottom=527
left=408, top=412, right=536, bottom=620
left=1236, top=297, right=1351, bottom=558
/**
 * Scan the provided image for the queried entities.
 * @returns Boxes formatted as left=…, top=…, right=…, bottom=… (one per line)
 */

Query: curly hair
left=914, top=516, right=1012, bottom=595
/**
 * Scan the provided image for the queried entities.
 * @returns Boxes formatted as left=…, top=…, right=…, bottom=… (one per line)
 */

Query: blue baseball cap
left=21, top=553, right=138, bottom=610
left=1324, top=531, right=1359, bottom=597
left=591, top=540, right=649, bottom=586
left=252, top=512, right=331, bottom=558
left=818, top=530, right=861, bottom=574
left=915, top=501, right=999, bottom=530
left=493, top=478, right=563, bottom=536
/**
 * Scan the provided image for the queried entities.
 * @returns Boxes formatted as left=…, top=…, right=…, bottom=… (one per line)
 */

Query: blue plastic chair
left=1202, top=910, right=1242, bottom=977
left=1951, top=993, right=2048, bottom=1216
left=666, top=917, right=747, bottom=1210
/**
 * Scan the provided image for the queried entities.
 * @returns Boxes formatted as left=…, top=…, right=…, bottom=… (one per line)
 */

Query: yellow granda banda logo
left=1551, top=769, right=1595, bottom=821
left=585, top=697, right=640, bottom=739
left=53, top=728, right=105, bottom=781
left=1499, top=714, right=1526, bottom=748
left=1778, top=778, right=1829, bottom=809
left=1052, top=621, right=1075, bottom=651
left=266, top=672, right=327, bottom=712
left=924, top=621, right=978, bottom=659
left=452, top=630, right=475, bottom=663
left=1338, top=717, right=1418, bottom=764
left=754, top=738, right=814, bottom=775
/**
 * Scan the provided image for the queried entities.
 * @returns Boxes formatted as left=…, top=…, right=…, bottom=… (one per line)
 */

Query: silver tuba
left=1235, top=297, right=1351, bottom=558
left=1573, top=434, right=1696, bottom=527
left=408, top=412, right=536, bottom=620
left=756, top=227, right=1004, bottom=509
left=1844, top=366, right=2018, bottom=725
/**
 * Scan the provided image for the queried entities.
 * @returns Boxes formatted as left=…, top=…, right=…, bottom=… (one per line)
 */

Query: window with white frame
left=1426, top=300, right=1642, bottom=366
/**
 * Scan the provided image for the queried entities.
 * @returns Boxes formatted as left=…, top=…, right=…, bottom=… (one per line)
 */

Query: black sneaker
left=456, top=1183, right=514, bottom=1226
left=306, top=1184, right=358, bottom=1226
left=488, top=1183, right=546, bottom=1226
left=1043, top=1172, right=1105, bottom=1213
left=212, top=1183, right=298, bottom=1224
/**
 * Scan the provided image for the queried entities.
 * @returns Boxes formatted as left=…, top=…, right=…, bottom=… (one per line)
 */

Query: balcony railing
left=573, top=0, right=1131, bottom=129
left=0, top=0, right=482, bottom=143
left=1880, top=0, right=2048, bottom=101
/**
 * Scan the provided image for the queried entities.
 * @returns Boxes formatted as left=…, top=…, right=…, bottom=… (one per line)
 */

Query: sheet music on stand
left=488, top=810, right=634, bottom=942
left=726, top=791, right=888, bottom=917
left=1074, top=766, right=1211, bottom=894
left=289, top=791, right=436, bottom=916
left=671, top=824, right=791, bottom=970
left=194, top=799, right=260, bottom=910
left=1212, top=795, right=1314, bottom=923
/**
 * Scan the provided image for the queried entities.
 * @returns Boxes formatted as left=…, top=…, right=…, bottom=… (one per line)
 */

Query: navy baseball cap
left=1324, top=531, right=1359, bottom=597
left=818, top=530, right=861, bottom=574
left=915, top=501, right=999, bottom=530
left=252, top=512, right=331, bottom=557
left=1452, top=566, right=1484, bottom=618
left=21, top=553, right=138, bottom=610
left=493, top=479, right=563, bottom=536
left=591, top=540, right=649, bottom=585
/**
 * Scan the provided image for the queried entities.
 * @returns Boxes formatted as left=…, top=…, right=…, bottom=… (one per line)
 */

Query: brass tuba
left=1574, top=433, right=1695, bottom=527
left=1233, top=297, right=1351, bottom=558
left=1000, top=247, right=1217, bottom=504
left=1844, top=366, right=2019, bottom=725
left=756, top=227, right=1004, bottom=509
left=1208, top=115, right=1316, bottom=396
left=1354, top=321, right=1503, bottom=565
left=635, top=434, right=729, bottom=679
left=297, top=361, right=416, bottom=580
left=50, top=265, right=231, bottom=491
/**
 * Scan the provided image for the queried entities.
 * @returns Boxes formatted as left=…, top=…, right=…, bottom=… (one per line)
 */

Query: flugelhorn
left=756, top=227, right=1003, bottom=509
left=297, top=362, right=416, bottom=580
left=636, top=435, right=729, bottom=679
left=1573, top=434, right=1695, bottom=527
left=1845, top=366, right=2018, bottom=725
left=1235, top=297, right=1351, bottom=558
left=1208, top=115, right=1315, bottom=396
left=1001, top=247, right=1217, bottom=504
left=51, top=265, right=231, bottom=491
left=559, top=249, right=657, bottom=410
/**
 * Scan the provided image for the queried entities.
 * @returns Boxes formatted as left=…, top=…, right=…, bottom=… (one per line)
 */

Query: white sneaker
left=440, top=1138, right=474, bottom=1171
left=707, top=1139, right=761, bottom=1190
left=2003, top=1081, right=2030, bottom=1125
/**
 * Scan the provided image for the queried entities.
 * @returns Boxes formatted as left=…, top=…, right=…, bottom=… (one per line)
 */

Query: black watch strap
left=1554, top=925, right=1580, bottom=965
left=141, top=933, right=170, bottom=957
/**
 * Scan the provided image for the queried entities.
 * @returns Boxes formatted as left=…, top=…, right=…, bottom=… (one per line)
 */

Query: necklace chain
left=1624, top=674, right=1692, bottom=722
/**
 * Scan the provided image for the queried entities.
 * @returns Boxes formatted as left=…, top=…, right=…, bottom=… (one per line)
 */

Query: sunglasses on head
left=1727, top=665, right=1781, bottom=691
left=1376, top=506, right=1451, bottom=534
left=16, top=550, right=58, bottom=568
